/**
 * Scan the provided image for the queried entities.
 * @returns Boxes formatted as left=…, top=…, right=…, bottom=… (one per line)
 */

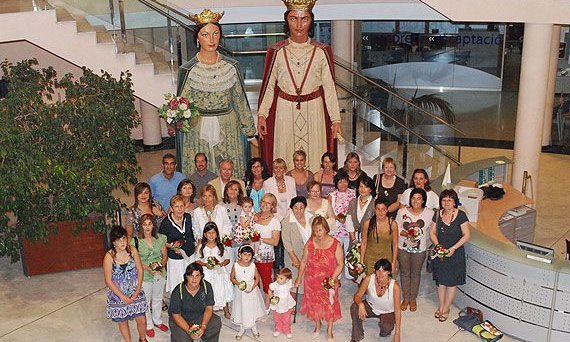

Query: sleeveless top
left=367, top=278, right=395, bottom=315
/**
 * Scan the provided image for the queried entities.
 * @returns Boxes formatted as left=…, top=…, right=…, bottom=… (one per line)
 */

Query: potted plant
left=0, top=59, right=140, bottom=275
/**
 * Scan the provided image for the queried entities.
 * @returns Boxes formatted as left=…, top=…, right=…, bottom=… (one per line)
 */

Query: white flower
left=179, top=103, right=188, bottom=111
left=168, top=110, right=177, bottom=118
left=183, top=109, right=191, bottom=118
left=166, top=118, right=173, bottom=124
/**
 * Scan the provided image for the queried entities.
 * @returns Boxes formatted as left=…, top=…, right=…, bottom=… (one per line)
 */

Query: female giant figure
left=176, top=9, right=256, bottom=176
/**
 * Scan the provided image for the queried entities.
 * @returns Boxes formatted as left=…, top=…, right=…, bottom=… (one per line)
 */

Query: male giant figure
left=257, top=0, right=341, bottom=172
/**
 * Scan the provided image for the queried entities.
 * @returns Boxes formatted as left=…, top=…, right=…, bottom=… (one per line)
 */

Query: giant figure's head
left=282, top=0, right=317, bottom=42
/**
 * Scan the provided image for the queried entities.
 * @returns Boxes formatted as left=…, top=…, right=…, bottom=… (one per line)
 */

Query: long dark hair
left=368, top=198, right=392, bottom=243
left=409, top=168, right=432, bottom=191
left=193, top=22, right=223, bottom=45
left=199, top=222, right=224, bottom=258
left=109, top=225, right=131, bottom=256
left=133, top=182, right=154, bottom=208
left=244, top=157, right=270, bottom=188
left=177, top=179, right=196, bottom=203
left=223, top=180, right=244, bottom=205
left=138, top=213, right=158, bottom=239
left=283, top=10, right=315, bottom=38
left=183, top=262, right=204, bottom=285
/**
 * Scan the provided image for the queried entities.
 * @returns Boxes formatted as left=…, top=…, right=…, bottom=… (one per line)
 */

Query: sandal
left=438, top=310, right=450, bottom=322
left=162, top=302, right=168, bottom=311
left=401, top=300, right=409, bottom=311
left=434, top=309, right=441, bottom=319
left=409, top=300, right=417, bottom=312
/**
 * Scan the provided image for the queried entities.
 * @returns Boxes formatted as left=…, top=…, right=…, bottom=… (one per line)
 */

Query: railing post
left=108, top=0, right=115, bottom=27
left=118, top=0, right=127, bottom=44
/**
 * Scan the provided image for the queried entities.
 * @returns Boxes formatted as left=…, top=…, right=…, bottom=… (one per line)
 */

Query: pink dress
left=300, top=238, right=342, bottom=322
left=330, top=189, right=356, bottom=239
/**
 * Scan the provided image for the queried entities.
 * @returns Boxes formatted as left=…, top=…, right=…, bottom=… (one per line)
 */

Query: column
left=542, top=25, right=561, bottom=146
left=139, top=99, right=162, bottom=147
left=512, top=23, right=553, bottom=200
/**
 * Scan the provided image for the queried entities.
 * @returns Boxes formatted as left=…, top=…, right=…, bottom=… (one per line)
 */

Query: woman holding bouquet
left=133, top=214, right=168, bottom=338
left=395, top=188, right=434, bottom=312
left=429, top=189, right=471, bottom=322
left=327, top=170, right=356, bottom=280
left=295, top=216, right=344, bottom=342
left=175, top=9, right=256, bottom=176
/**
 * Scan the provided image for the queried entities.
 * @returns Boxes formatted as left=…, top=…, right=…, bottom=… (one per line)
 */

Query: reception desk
left=432, top=158, right=570, bottom=342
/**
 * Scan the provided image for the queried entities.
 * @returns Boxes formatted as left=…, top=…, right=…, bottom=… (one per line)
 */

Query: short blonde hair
left=261, top=193, right=277, bottom=213
left=312, top=216, right=330, bottom=235
left=273, top=158, right=287, bottom=169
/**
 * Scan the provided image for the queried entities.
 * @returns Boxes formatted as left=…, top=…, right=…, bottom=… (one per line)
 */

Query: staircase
left=0, top=4, right=175, bottom=107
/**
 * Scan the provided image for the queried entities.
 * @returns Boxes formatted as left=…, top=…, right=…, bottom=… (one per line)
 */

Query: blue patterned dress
left=106, top=257, right=147, bottom=322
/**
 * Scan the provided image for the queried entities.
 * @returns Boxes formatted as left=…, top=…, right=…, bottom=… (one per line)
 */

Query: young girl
left=103, top=225, right=147, bottom=342
left=233, top=197, right=255, bottom=245
left=195, top=222, right=233, bottom=320
left=133, top=214, right=168, bottom=338
left=231, top=245, right=266, bottom=340
left=268, top=268, right=296, bottom=339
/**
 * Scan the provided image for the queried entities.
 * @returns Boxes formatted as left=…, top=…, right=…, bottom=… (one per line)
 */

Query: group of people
left=103, top=1, right=471, bottom=342
left=104, top=149, right=471, bottom=342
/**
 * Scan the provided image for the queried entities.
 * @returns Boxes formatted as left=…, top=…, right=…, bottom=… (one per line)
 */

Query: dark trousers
left=350, top=301, right=395, bottom=341
left=169, top=314, right=221, bottom=342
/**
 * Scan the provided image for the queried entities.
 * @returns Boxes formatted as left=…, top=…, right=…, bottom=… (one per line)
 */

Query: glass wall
left=361, top=21, right=505, bottom=90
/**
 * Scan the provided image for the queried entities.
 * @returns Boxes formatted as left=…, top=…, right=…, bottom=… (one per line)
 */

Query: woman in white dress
left=193, top=184, right=233, bottom=269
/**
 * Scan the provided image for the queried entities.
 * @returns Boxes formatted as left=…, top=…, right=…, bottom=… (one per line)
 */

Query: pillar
left=331, top=20, right=355, bottom=109
left=512, top=23, right=553, bottom=200
left=542, top=25, right=561, bottom=146
left=140, top=99, right=162, bottom=146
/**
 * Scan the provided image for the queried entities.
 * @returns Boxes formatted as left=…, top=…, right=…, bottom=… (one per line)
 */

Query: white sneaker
left=274, top=332, right=281, bottom=337
left=286, top=334, right=293, bottom=339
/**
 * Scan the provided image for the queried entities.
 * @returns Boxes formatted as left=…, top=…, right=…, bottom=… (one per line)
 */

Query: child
left=103, top=226, right=147, bottom=342
left=268, top=268, right=296, bottom=339
left=230, top=244, right=266, bottom=340
left=233, top=197, right=255, bottom=245
left=195, top=222, right=233, bottom=320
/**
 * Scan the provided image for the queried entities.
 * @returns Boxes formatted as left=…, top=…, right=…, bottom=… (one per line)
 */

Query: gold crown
left=282, top=0, right=317, bottom=11
left=189, top=9, right=224, bottom=25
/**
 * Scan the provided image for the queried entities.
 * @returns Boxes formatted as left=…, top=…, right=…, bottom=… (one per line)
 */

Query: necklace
left=276, top=178, right=286, bottom=190
left=359, top=196, right=369, bottom=204
left=197, top=51, right=219, bottom=65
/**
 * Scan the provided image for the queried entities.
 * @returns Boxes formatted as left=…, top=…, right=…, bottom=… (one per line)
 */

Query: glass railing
left=44, top=0, right=464, bottom=179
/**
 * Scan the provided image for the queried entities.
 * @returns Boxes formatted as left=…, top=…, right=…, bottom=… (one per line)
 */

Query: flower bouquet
left=158, top=93, right=199, bottom=133
left=222, top=234, right=233, bottom=247
left=238, top=280, right=248, bottom=291
left=405, top=227, right=420, bottom=240
left=336, top=212, right=347, bottom=224
left=247, top=231, right=261, bottom=242
left=433, top=244, right=449, bottom=258
left=321, top=277, right=335, bottom=305
left=150, top=262, right=163, bottom=272
left=270, top=295, right=280, bottom=305
left=345, top=241, right=367, bottom=281
left=206, top=256, right=220, bottom=268
left=186, top=324, right=201, bottom=336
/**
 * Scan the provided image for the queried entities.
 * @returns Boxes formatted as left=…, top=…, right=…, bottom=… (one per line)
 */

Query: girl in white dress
left=268, top=267, right=296, bottom=338
left=230, top=244, right=266, bottom=340
left=195, top=222, right=233, bottom=319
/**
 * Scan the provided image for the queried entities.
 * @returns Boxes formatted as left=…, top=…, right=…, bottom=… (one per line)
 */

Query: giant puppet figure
left=175, top=9, right=256, bottom=176
left=257, top=0, right=341, bottom=172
